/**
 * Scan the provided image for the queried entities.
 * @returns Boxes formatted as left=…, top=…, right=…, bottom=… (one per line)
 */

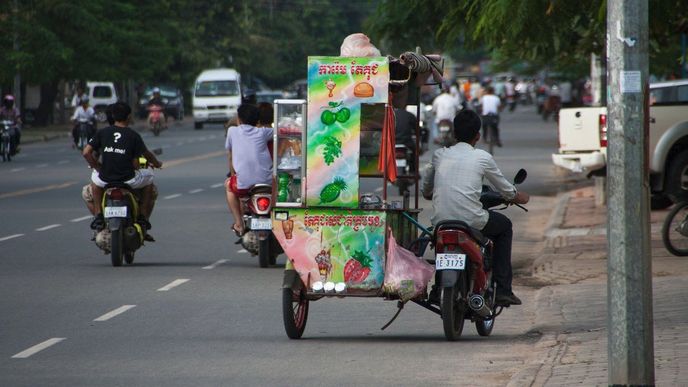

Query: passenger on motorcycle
left=422, top=109, right=530, bottom=306
left=147, top=87, right=167, bottom=128
left=83, top=102, right=162, bottom=236
left=431, top=86, right=460, bottom=144
left=0, top=94, right=22, bottom=155
left=479, top=86, right=503, bottom=147
left=224, top=104, right=273, bottom=236
left=71, top=96, right=97, bottom=147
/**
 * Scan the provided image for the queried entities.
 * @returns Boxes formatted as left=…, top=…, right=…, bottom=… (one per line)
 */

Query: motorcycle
left=76, top=118, right=95, bottom=150
left=148, top=105, right=164, bottom=136
left=432, top=169, right=527, bottom=340
left=1, top=120, right=14, bottom=162
left=238, top=184, right=283, bottom=267
left=437, top=119, right=455, bottom=147
left=394, top=144, right=414, bottom=195
left=95, top=153, right=161, bottom=266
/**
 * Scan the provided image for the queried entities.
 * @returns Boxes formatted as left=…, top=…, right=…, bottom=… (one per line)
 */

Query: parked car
left=86, top=81, right=118, bottom=123
left=137, top=86, right=184, bottom=120
left=256, top=90, right=283, bottom=105
left=192, top=68, right=242, bottom=130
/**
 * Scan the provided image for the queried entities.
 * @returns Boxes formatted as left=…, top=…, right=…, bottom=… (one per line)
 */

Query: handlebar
left=480, top=190, right=528, bottom=212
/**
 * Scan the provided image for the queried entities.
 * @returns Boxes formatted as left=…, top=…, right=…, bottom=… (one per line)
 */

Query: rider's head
left=237, top=104, right=259, bottom=126
left=80, top=96, right=89, bottom=106
left=3, top=94, right=15, bottom=109
left=485, top=86, right=495, bottom=95
left=257, top=102, right=273, bottom=127
left=152, top=87, right=161, bottom=96
left=453, top=109, right=481, bottom=144
left=111, top=102, right=132, bottom=124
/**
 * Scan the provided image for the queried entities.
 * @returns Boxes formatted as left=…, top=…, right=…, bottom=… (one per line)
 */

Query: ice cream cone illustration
left=325, top=79, right=336, bottom=98
left=282, top=218, right=294, bottom=240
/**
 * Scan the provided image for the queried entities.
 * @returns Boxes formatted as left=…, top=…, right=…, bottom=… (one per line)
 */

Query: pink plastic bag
left=383, top=232, right=435, bottom=302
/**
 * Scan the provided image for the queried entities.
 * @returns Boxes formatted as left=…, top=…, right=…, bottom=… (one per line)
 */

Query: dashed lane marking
left=202, top=259, right=229, bottom=270
left=70, top=215, right=92, bottom=223
left=57, top=160, right=70, bottom=165
left=163, top=150, right=226, bottom=168
left=93, top=305, right=136, bottom=322
left=163, top=194, right=182, bottom=200
left=157, top=279, right=190, bottom=292
left=36, top=163, right=48, bottom=168
left=11, top=338, right=66, bottom=359
left=237, top=249, right=248, bottom=254
left=210, top=183, right=224, bottom=189
left=189, top=189, right=204, bottom=194
left=0, top=234, right=24, bottom=242
left=36, top=224, right=61, bottom=232
left=10, top=167, right=26, bottom=173
left=0, top=181, right=77, bottom=200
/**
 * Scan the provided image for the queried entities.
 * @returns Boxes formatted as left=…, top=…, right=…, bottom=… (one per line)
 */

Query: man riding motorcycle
left=71, top=96, right=97, bottom=147
left=147, top=87, right=167, bottom=129
left=479, top=86, right=503, bottom=147
left=82, top=102, right=162, bottom=238
left=0, top=94, right=22, bottom=155
left=422, top=109, right=529, bottom=306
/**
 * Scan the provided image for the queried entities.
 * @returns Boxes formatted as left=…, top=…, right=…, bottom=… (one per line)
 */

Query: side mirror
left=514, top=169, right=527, bottom=184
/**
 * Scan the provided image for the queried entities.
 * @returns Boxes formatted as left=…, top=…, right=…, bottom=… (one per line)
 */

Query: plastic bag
left=383, top=232, right=435, bottom=302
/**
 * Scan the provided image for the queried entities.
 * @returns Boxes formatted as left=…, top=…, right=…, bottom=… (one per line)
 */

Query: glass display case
left=273, top=99, right=307, bottom=207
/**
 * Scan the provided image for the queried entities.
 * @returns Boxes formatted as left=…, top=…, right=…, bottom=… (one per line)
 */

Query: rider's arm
left=71, top=107, right=79, bottom=122
left=82, top=144, right=101, bottom=171
left=483, top=156, right=517, bottom=201
left=142, top=149, right=162, bottom=168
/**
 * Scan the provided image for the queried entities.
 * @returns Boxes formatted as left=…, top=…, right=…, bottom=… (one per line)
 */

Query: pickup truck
left=552, top=79, right=688, bottom=205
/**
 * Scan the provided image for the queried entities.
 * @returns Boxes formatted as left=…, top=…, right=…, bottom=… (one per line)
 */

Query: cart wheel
left=282, top=286, right=309, bottom=339
left=441, top=271, right=467, bottom=341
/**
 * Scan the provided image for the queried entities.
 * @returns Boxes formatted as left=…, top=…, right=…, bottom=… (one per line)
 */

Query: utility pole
left=606, top=0, right=654, bottom=385
left=12, top=0, right=21, bottom=106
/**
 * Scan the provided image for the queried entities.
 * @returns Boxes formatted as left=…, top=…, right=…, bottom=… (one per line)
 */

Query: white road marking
left=36, top=163, right=49, bottom=168
left=70, top=215, right=92, bottom=223
left=93, top=305, right=136, bottom=322
left=163, top=193, right=182, bottom=200
left=210, top=183, right=224, bottom=189
left=11, top=338, right=65, bottom=359
left=209, top=135, right=217, bottom=139
left=10, top=167, right=26, bottom=173
left=189, top=188, right=204, bottom=194
left=36, top=224, right=61, bottom=232
left=237, top=249, right=248, bottom=254
left=0, top=234, right=24, bottom=242
left=198, top=136, right=207, bottom=141
left=374, top=187, right=383, bottom=192
left=176, top=142, right=184, bottom=146
left=57, top=160, right=70, bottom=165
left=202, top=259, right=229, bottom=270
left=157, top=278, right=190, bottom=291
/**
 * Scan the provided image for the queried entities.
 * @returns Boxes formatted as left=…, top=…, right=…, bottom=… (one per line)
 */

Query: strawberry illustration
left=343, top=250, right=372, bottom=284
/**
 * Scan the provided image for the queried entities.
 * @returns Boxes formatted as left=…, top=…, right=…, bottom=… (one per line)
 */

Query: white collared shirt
left=422, top=142, right=517, bottom=229
left=480, top=94, right=501, bottom=115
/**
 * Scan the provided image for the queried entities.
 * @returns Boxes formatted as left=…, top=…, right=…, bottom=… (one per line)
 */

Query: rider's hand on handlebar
left=513, top=191, right=530, bottom=205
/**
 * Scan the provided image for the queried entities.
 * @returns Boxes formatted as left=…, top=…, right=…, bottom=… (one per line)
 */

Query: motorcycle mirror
left=514, top=169, right=527, bottom=184
left=152, top=148, right=163, bottom=155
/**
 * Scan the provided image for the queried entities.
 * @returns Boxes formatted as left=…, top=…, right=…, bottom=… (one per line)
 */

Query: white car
left=192, top=68, right=242, bottom=129
left=86, top=82, right=118, bottom=123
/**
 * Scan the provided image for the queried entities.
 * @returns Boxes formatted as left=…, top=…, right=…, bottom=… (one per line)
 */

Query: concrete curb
left=543, top=192, right=570, bottom=237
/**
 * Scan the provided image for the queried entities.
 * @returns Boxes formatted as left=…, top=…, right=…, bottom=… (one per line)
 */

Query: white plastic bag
left=383, top=232, right=435, bottom=302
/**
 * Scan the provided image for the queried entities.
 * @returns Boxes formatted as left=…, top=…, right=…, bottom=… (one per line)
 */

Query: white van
left=192, top=68, right=242, bottom=129
left=86, top=81, right=118, bottom=122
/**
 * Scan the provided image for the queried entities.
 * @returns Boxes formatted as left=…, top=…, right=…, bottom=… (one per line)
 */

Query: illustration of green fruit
left=321, top=110, right=336, bottom=125
left=322, top=136, right=342, bottom=165
left=335, top=108, right=351, bottom=123
left=320, top=177, right=348, bottom=203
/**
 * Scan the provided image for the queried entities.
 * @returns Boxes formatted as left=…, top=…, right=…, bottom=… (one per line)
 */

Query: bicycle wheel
left=662, top=202, right=688, bottom=256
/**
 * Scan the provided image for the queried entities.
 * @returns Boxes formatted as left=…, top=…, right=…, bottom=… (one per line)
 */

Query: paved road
left=0, top=108, right=584, bottom=386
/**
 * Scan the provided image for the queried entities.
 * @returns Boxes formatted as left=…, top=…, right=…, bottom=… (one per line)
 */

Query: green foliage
left=322, top=136, right=342, bottom=165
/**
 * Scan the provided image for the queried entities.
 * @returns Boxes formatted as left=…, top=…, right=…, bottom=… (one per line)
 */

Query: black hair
left=453, top=109, right=481, bottom=143
left=257, top=102, right=273, bottom=126
left=111, top=102, right=132, bottom=122
left=2, top=99, right=13, bottom=109
left=237, top=104, right=259, bottom=126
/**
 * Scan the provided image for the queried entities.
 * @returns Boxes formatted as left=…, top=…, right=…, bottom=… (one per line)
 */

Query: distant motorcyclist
left=147, top=87, right=167, bottom=128
left=479, top=86, right=503, bottom=147
left=71, top=96, right=97, bottom=147
left=0, top=94, right=22, bottom=155
left=431, top=87, right=460, bottom=144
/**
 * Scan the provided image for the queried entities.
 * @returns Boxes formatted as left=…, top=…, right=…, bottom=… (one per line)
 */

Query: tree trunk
left=34, top=82, right=59, bottom=126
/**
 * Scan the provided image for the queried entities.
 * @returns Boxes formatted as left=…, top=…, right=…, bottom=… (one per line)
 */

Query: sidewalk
left=510, top=186, right=688, bottom=386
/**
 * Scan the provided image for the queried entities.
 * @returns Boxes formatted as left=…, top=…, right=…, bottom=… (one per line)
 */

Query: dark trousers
left=481, top=210, right=513, bottom=293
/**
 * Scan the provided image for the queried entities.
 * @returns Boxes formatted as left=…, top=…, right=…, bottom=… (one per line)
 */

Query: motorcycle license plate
left=395, top=159, right=407, bottom=167
left=250, top=218, right=272, bottom=230
left=436, top=253, right=466, bottom=270
left=104, top=206, right=127, bottom=218
left=439, top=126, right=451, bottom=132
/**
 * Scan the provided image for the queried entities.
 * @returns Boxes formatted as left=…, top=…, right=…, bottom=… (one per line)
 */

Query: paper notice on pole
left=620, top=71, right=641, bottom=93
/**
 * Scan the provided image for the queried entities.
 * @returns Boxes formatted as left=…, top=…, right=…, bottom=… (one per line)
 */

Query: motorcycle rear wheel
left=441, top=271, right=468, bottom=341
left=258, top=238, right=271, bottom=268
left=282, top=285, right=309, bottom=339
left=152, top=121, right=161, bottom=136
left=475, top=316, right=495, bottom=336
left=111, top=229, right=124, bottom=267
left=662, top=201, right=688, bottom=256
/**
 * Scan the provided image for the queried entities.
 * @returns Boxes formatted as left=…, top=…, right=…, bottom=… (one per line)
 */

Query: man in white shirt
left=479, top=86, right=503, bottom=146
left=71, top=96, right=96, bottom=147
left=422, top=109, right=530, bottom=306
left=431, top=87, right=460, bottom=143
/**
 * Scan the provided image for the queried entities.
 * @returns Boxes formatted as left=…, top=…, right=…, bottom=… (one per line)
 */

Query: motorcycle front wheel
left=662, top=202, right=688, bottom=256
left=152, top=121, right=161, bottom=136
left=282, top=285, right=309, bottom=339
left=111, top=229, right=124, bottom=267
left=125, top=252, right=135, bottom=265
left=441, top=271, right=468, bottom=341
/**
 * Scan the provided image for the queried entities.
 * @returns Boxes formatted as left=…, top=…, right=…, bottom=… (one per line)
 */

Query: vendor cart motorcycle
left=394, top=144, right=414, bottom=195
left=238, top=184, right=283, bottom=268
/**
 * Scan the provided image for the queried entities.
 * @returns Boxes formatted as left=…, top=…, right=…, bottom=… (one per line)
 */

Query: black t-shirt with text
left=89, top=125, right=147, bottom=182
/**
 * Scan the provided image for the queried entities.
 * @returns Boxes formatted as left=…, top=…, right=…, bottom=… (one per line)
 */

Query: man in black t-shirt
left=83, top=102, right=162, bottom=231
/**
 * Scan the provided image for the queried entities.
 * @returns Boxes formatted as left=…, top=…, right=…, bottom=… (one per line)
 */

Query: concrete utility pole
left=12, top=0, right=21, bottom=105
left=606, top=0, right=654, bottom=385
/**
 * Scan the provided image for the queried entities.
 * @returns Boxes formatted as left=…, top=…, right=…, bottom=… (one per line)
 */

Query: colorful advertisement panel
left=305, top=56, right=389, bottom=207
left=273, top=208, right=386, bottom=293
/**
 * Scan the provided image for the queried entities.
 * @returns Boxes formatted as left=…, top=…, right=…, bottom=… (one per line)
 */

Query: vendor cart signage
left=305, top=56, right=389, bottom=207
left=273, top=208, right=387, bottom=293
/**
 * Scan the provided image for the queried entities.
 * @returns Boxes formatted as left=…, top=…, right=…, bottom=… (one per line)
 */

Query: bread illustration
left=353, top=82, right=374, bottom=98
